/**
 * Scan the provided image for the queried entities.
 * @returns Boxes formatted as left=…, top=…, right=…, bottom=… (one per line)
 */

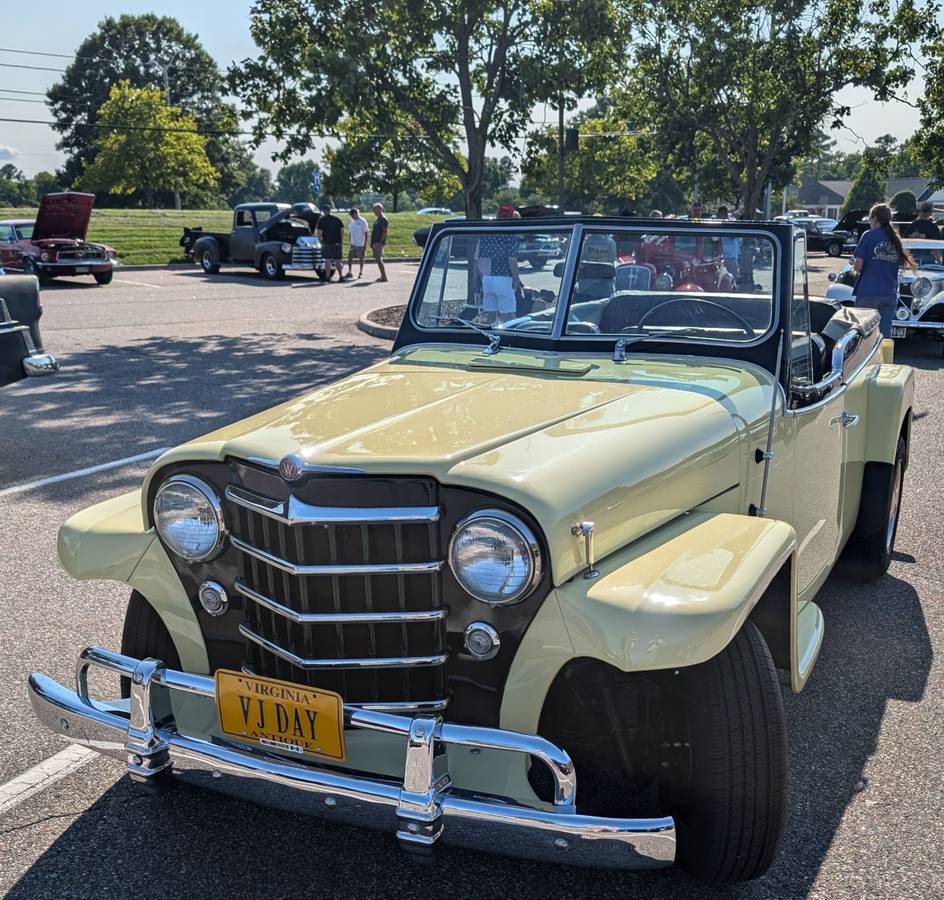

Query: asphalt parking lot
left=1, top=256, right=942, bottom=899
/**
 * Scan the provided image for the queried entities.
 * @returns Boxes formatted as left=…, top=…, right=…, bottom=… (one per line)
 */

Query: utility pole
left=557, top=91, right=565, bottom=211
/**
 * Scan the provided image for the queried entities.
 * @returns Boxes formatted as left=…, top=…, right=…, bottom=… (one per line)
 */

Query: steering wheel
left=637, top=297, right=755, bottom=337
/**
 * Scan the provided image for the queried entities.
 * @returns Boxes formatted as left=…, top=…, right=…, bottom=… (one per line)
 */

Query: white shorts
left=482, top=275, right=516, bottom=314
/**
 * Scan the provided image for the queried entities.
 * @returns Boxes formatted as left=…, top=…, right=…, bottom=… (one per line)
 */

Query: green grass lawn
left=0, top=207, right=450, bottom=266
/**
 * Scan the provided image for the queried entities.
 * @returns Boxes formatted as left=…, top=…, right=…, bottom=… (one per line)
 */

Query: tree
left=47, top=14, right=253, bottom=205
left=841, top=156, right=886, bottom=216
left=0, top=165, right=35, bottom=206
left=323, top=117, right=461, bottom=211
left=228, top=164, right=275, bottom=206
left=521, top=113, right=656, bottom=211
left=623, top=0, right=931, bottom=217
left=31, top=171, right=63, bottom=202
left=275, top=161, right=317, bottom=204
left=890, top=189, right=918, bottom=216
left=230, top=0, right=624, bottom=217
left=80, top=83, right=218, bottom=207
left=481, top=157, right=515, bottom=203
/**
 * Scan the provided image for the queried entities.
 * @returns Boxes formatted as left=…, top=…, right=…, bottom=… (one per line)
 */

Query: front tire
left=22, top=257, right=50, bottom=285
left=94, top=270, right=113, bottom=285
left=119, top=591, right=181, bottom=698
left=529, top=258, right=547, bottom=270
left=261, top=252, right=284, bottom=280
left=663, top=621, right=788, bottom=882
left=826, top=240, right=843, bottom=257
left=839, top=435, right=906, bottom=581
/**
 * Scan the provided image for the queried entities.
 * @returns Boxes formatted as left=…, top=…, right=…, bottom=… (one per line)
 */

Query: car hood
left=146, top=346, right=774, bottom=582
left=33, top=192, right=95, bottom=240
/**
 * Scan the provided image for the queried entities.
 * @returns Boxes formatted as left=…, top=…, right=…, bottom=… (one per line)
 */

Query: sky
left=0, top=1, right=926, bottom=179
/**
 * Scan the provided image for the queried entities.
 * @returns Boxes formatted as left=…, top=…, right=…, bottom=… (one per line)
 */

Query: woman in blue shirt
left=852, top=203, right=914, bottom=337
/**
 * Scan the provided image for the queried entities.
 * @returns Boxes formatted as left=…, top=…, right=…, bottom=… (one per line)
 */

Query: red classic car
left=0, top=192, right=116, bottom=285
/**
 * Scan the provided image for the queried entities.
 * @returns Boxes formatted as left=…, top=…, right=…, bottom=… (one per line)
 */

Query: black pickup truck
left=180, top=202, right=327, bottom=280
left=0, top=274, right=57, bottom=388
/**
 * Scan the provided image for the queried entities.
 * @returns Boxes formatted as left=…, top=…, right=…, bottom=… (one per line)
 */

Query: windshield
left=564, top=228, right=776, bottom=343
left=911, top=246, right=944, bottom=269
left=414, top=227, right=569, bottom=334
left=15, top=224, right=34, bottom=240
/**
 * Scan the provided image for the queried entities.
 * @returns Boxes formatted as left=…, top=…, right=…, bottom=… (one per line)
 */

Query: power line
left=0, top=88, right=48, bottom=96
left=0, top=46, right=80, bottom=60
left=0, top=97, right=47, bottom=104
left=0, top=61, right=65, bottom=73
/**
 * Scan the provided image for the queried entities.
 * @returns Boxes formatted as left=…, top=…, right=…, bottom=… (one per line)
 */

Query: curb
left=115, top=258, right=421, bottom=271
left=357, top=307, right=401, bottom=340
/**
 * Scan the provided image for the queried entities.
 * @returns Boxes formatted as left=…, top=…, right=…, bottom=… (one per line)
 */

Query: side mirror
left=553, top=262, right=565, bottom=277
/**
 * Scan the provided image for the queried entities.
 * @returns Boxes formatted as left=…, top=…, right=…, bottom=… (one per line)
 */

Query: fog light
left=198, top=580, right=228, bottom=616
left=896, top=306, right=910, bottom=321
left=464, top=622, right=500, bottom=660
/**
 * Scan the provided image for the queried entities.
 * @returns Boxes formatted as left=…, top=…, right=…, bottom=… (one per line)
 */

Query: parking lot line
left=0, top=448, right=169, bottom=498
left=0, top=744, right=97, bottom=816
left=117, top=278, right=163, bottom=288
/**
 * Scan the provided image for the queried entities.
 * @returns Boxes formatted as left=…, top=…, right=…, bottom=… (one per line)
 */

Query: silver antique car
left=827, top=238, right=944, bottom=347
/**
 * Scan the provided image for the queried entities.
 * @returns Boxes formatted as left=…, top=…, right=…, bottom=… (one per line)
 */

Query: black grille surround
left=148, top=459, right=553, bottom=727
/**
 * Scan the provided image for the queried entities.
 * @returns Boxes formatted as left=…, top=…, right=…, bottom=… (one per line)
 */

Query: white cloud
left=0, top=145, right=18, bottom=161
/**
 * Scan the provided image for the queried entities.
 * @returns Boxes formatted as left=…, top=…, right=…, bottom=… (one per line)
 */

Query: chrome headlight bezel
left=153, top=474, right=225, bottom=562
left=911, top=276, right=933, bottom=300
left=448, top=509, right=543, bottom=606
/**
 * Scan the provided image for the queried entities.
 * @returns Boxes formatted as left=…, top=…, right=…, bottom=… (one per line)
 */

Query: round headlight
left=281, top=242, right=292, bottom=253
left=911, top=276, right=933, bottom=300
left=449, top=510, right=542, bottom=605
left=40, top=251, right=49, bottom=261
left=154, top=475, right=224, bottom=561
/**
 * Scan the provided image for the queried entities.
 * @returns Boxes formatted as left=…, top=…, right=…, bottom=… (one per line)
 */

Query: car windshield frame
left=406, top=219, right=782, bottom=352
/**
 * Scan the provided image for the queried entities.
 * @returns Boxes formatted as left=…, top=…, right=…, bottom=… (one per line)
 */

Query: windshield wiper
left=612, top=328, right=704, bottom=361
left=428, top=316, right=501, bottom=355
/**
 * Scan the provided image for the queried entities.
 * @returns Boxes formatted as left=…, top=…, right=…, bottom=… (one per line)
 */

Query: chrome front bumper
left=28, top=647, right=675, bottom=871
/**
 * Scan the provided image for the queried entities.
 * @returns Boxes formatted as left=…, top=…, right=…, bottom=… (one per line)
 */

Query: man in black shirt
left=906, top=202, right=942, bottom=240
left=317, top=205, right=345, bottom=281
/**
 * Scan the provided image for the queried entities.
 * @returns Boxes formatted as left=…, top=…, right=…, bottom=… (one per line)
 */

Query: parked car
left=417, top=207, right=452, bottom=215
left=827, top=237, right=944, bottom=349
left=798, top=217, right=849, bottom=256
left=0, top=192, right=116, bottom=285
left=0, top=274, right=58, bottom=387
left=181, top=202, right=327, bottom=280
left=29, top=218, right=912, bottom=883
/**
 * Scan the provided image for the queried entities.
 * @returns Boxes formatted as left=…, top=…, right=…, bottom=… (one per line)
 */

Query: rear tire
left=663, top=621, right=788, bottom=882
left=839, top=435, right=906, bottom=581
left=119, top=591, right=181, bottom=698
left=94, top=270, right=113, bottom=285
left=199, top=248, right=220, bottom=274
left=529, top=258, right=547, bottom=270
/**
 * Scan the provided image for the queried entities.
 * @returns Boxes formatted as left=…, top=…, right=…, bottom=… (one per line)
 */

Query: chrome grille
left=57, top=247, right=106, bottom=261
left=291, top=245, right=325, bottom=267
left=226, top=480, right=448, bottom=710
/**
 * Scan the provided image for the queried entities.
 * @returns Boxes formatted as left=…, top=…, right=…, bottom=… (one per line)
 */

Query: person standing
left=371, top=203, right=389, bottom=282
left=317, top=205, right=345, bottom=281
left=475, top=203, right=520, bottom=324
left=906, top=201, right=942, bottom=240
left=852, top=203, right=915, bottom=338
left=345, top=207, right=368, bottom=279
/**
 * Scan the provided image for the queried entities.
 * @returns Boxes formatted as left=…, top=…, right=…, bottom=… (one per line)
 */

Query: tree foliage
left=47, top=13, right=253, bottom=206
left=521, top=113, right=657, bottom=211
left=841, top=155, right=886, bottom=215
left=890, top=189, right=918, bottom=215
left=80, top=83, right=218, bottom=206
left=623, top=0, right=932, bottom=217
left=275, top=161, right=317, bottom=204
left=230, top=0, right=624, bottom=217
left=323, top=116, right=461, bottom=211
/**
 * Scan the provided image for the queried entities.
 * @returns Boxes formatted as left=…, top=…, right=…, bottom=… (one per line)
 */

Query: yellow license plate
left=215, top=670, right=346, bottom=761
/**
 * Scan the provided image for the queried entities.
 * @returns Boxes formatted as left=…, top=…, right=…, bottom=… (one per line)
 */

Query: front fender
left=500, top=512, right=816, bottom=734
left=58, top=490, right=209, bottom=673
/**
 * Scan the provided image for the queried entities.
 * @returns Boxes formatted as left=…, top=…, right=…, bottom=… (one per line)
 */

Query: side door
left=787, top=232, right=848, bottom=596
left=231, top=209, right=256, bottom=262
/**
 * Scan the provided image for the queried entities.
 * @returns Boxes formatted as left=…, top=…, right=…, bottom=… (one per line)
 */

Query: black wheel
left=530, top=258, right=547, bottom=270
left=826, top=240, right=843, bottom=257
left=94, top=270, right=113, bottom=285
left=119, top=591, right=181, bottom=698
left=199, top=248, right=220, bottom=274
left=316, top=267, right=329, bottom=282
left=261, top=252, right=284, bottom=280
left=663, top=621, right=788, bottom=881
left=839, top=435, right=906, bottom=581
left=22, top=257, right=50, bottom=285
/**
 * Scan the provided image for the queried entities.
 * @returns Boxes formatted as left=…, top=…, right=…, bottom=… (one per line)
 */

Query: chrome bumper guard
left=28, top=647, right=675, bottom=870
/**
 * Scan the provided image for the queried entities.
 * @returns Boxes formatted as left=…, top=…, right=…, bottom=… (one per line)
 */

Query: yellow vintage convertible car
left=29, top=217, right=913, bottom=882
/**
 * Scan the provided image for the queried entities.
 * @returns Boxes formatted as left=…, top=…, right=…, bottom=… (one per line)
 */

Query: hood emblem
left=279, top=454, right=304, bottom=481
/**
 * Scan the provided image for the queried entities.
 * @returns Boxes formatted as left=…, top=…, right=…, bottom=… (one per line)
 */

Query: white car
left=417, top=207, right=453, bottom=215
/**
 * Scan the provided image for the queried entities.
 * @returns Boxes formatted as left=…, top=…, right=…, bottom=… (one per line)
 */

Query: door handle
left=829, top=412, right=860, bottom=429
